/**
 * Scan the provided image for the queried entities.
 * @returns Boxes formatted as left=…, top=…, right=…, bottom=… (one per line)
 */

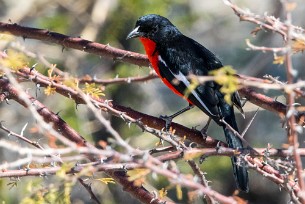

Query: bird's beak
left=126, top=26, right=141, bottom=40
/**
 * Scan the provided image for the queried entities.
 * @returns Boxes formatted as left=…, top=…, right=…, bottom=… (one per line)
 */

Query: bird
left=127, top=14, right=249, bottom=192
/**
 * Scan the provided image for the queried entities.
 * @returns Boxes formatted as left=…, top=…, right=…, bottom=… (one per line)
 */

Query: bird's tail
left=220, top=103, right=249, bottom=192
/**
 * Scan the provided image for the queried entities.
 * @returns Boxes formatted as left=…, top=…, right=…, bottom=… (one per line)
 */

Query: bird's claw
left=159, top=115, right=172, bottom=131
left=200, top=127, right=208, bottom=136
left=200, top=117, right=211, bottom=136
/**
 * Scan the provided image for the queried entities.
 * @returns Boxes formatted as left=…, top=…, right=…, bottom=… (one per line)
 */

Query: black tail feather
left=224, top=127, right=249, bottom=192
left=220, top=103, right=249, bottom=192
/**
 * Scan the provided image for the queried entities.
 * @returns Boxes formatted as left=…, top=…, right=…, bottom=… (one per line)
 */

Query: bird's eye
left=152, top=26, right=158, bottom=33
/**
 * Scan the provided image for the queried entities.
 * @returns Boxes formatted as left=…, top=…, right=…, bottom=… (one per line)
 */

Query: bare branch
left=0, top=22, right=149, bottom=67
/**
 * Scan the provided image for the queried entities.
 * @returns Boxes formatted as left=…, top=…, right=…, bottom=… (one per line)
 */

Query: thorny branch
left=0, top=74, right=241, bottom=204
left=0, top=22, right=149, bottom=67
left=282, top=0, right=305, bottom=199
left=0, top=75, right=171, bottom=204
left=225, top=0, right=305, bottom=201
left=0, top=0, right=305, bottom=203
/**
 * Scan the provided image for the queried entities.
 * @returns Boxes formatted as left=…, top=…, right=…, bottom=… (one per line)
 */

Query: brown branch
left=283, top=1, right=305, bottom=196
left=245, top=156, right=300, bottom=195
left=223, top=0, right=305, bottom=41
left=187, top=160, right=216, bottom=204
left=2, top=19, right=305, bottom=201
left=0, top=22, right=303, bottom=124
left=184, top=147, right=305, bottom=158
left=16, top=67, right=224, bottom=147
left=238, top=74, right=305, bottom=98
left=0, top=77, right=169, bottom=204
left=239, top=87, right=305, bottom=125
left=0, top=22, right=149, bottom=67
left=79, top=72, right=158, bottom=85
left=0, top=122, right=45, bottom=150
left=16, top=67, right=305, bottom=149
left=0, top=78, right=89, bottom=147
left=238, top=87, right=287, bottom=118
left=0, top=157, right=235, bottom=203
left=78, top=178, right=101, bottom=204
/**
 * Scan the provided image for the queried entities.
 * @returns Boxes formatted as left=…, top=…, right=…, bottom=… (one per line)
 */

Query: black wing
left=156, top=35, right=224, bottom=119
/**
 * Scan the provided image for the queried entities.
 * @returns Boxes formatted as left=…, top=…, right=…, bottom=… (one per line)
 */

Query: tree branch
left=0, top=22, right=149, bottom=67
left=0, top=77, right=170, bottom=204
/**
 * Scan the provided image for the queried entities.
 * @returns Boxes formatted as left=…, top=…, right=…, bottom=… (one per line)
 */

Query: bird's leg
left=200, top=117, right=212, bottom=135
left=160, top=104, right=194, bottom=131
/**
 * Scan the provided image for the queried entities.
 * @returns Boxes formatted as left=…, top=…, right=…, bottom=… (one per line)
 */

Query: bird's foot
left=200, top=117, right=212, bottom=136
left=159, top=115, right=173, bottom=131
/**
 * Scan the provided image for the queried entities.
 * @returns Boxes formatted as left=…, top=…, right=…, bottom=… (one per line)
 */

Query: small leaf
left=127, top=168, right=150, bottom=181
left=209, top=66, right=239, bottom=104
left=155, top=139, right=163, bottom=147
left=127, top=168, right=150, bottom=186
left=159, top=188, right=168, bottom=199
left=56, top=163, right=74, bottom=178
left=285, top=2, right=297, bottom=12
left=82, top=83, right=105, bottom=99
left=251, top=27, right=262, bottom=36
left=96, top=177, right=116, bottom=185
left=183, top=151, right=202, bottom=161
left=273, top=55, right=285, bottom=65
left=176, top=184, right=183, bottom=200
left=44, top=85, right=56, bottom=96
left=63, top=77, right=79, bottom=89
left=183, top=79, right=199, bottom=98
left=47, top=65, right=62, bottom=82
left=292, top=39, right=305, bottom=53
left=0, top=49, right=28, bottom=70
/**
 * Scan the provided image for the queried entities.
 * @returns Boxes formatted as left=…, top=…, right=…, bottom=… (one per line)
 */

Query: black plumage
left=127, top=14, right=249, bottom=192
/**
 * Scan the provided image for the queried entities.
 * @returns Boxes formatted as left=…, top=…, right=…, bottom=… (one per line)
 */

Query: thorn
left=0, top=121, right=5, bottom=128
left=201, top=117, right=211, bottom=135
left=20, top=123, right=28, bottom=137
left=199, top=155, right=206, bottom=164
left=215, top=141, right=221, bottom=152
left=30, top=63, right=38, bottom=72
left=5, top=98, right=10, bottom=105
left=119, top=112, right=125, bottom=121
left=241, top=108, right=259, bottom=137
left=24, top=167, right=31, bottom=172
left=241, top=98, right=248, bottom=108
left=104, top=99, right=113, bottom=106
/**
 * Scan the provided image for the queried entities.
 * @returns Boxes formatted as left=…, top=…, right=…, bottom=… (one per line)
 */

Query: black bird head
left=127, top=14, right=181, bottom=43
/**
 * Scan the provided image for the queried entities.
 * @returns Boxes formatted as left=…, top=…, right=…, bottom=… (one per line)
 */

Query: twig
left=241, top=108, right=259, bottom=138
left=0, top=122, right=63, bottom=163
left=78, top=178, right=101, bottom=204
left=79, top=72, right=158, bottom=85
left=15, top=67, right=225, bottom=147
left=187, top=160, right=216, bottom=204
left=0, top=22, right=149, bottom=67
left=282, top=0, right=305, bottom=197
left=0, top=122, right=45, bottom=150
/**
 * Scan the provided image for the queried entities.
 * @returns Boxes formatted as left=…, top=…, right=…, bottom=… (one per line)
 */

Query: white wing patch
left=158, top=55, right=168, bottom=67
left=158, top=55, right=215, bottom=116
left=173, top=71, right=216, bottom=116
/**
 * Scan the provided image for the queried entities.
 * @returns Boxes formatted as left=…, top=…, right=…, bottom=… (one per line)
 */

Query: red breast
left=139, top=37, right=192, bottom=104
